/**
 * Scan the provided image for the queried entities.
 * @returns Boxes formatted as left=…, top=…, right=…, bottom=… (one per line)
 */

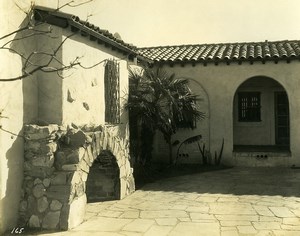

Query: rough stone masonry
left=18, top=124, right=135, bottom=230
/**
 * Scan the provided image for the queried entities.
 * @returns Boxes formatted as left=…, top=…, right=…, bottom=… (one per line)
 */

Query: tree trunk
left=168, top=136, right=173, bottom=165
left=128, top=113, right=139, bottom=164
left=141, top=125, right=154, bottom=165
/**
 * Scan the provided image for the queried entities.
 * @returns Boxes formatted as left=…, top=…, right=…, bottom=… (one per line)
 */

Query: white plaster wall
left=61, top=34, right=129, bottom=126
left=0, top=1, right=39, bottom=233
left=0, top=1, right=130, bottom=233
left=155, top=61, right=300, bottom=166
left=36, top=26, right=130, bottom=127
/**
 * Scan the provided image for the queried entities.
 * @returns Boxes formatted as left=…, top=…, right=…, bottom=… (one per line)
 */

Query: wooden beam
left=89, top=35, right=97, bottom=41
left=71, top=26, right=79, bottom=32
left=80, top=31, right=88, bottom=37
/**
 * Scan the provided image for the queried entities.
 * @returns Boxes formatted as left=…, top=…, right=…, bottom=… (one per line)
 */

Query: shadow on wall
left=1, top=13, right=57, bottom=233
left=13, top=10, right=64, bottom=126
left=1, top=132, right=24, bottom=233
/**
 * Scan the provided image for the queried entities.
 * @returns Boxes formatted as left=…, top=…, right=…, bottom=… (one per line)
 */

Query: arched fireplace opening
left=86, top=150, right=120, bottom=202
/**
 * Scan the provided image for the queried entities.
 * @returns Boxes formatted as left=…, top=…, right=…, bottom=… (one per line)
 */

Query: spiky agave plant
left=175, top=135, right=203, bottom=165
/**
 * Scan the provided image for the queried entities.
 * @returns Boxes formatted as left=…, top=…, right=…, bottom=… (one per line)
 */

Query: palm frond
left=182, top=135, right=202, bottom=145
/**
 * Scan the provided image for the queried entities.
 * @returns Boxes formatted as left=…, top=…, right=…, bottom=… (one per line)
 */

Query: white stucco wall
left=36, top=25, right=129, bottom=128
left=0, top=1, right=131, bottom=233
left=154, top=61, right=300, bottom=166
left=61, top=34, right=129, bottom=126
left=0, top=1, right=39, bottom=233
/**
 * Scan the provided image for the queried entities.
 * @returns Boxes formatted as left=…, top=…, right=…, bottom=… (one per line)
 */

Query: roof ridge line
left=137, top=40, right=300, bottom=50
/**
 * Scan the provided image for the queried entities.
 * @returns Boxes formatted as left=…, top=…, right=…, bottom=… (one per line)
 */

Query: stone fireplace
left=19, top=124, right=135, bottom=230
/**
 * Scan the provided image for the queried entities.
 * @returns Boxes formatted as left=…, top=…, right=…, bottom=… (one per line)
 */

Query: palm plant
left=126, top=64, right=204, bottom=165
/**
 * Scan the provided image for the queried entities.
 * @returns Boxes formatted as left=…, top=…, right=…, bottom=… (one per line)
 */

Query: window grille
left=104, top=59, right=120, bottom=124
left=238, top=92, right=261, bottom=122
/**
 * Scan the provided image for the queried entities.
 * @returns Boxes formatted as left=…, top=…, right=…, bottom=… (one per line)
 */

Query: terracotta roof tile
left=285, top=43, right=296, bottom=57
left=33, top=6, right=147, bottom=61
left=33, top=6, right=300, bottom=65
left=191, top=46, right=206, bottom=61
left=240, top=44, right=247, bottom=59
left=207, top=46, right=219, bottom=60
left=138, top=40, right=300, bottom=64
left=216, top=45, right=227, bottom=59
left=255, top=45, right=263, bottom=58
left=292, top=42, right=300, bottom=54
left=224, top=45, right=234, bottom=59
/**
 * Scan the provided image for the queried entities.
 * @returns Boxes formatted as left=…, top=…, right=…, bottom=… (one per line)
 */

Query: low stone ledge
left=24, top=124, right=60, bottom=140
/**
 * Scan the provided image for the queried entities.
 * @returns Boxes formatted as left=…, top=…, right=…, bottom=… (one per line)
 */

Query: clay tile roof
left=255, top=45, right=263, bottom=58
left=33, top=6, right=153, bottom=62
left=138, top=40, right=300, bottom=64
left=216, top=45, right=227, bottom=59
left=33, top=6, right=300, bottom=65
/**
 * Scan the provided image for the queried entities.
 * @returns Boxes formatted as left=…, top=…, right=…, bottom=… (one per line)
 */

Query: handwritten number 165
left=11, top=227, right=24, bottom=234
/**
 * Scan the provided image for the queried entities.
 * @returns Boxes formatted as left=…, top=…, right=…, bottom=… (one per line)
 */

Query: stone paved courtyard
left=32, top=167, right=300, bottom=235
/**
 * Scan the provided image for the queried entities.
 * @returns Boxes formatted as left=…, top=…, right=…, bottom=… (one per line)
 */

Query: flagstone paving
left=29, top=167, right=300, bottom=235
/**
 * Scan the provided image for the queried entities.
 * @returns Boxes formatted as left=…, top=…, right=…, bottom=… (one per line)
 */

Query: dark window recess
left=175, top=114, right=197, bottom=129
left=174, top=102, right=197, bottom=129
left=104, top=59, right=120, bottom=124
left=238, top=92, right=261, bottom=122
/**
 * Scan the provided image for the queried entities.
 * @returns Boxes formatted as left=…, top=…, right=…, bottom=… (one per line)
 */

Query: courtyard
left=30, top=167, right=300, bottom=236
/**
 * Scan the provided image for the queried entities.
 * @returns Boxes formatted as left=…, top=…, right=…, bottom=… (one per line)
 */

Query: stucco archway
left=232, top=76, right=291, bottom=165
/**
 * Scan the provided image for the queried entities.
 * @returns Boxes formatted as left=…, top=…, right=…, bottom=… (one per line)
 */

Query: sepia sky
left=63, top=0, right=300, bottom=47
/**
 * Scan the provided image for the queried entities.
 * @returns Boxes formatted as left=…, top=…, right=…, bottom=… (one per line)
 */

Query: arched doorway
left=233, top=76, right=290, bottom=152
left=86, top=151, right=120, bottom=202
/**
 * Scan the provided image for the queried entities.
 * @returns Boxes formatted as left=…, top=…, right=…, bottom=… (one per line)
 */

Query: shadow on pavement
left=140, top=167, right=300, bottom=197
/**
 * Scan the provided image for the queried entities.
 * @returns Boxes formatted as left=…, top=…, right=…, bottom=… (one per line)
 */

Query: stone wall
left=19, top=124, right=134, bottom=230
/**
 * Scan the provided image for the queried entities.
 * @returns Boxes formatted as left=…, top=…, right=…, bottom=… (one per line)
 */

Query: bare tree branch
left=79, top=59, right=107, bottom=69
left=0, top=0, right=105, bottom=143
left=0, top=125, right=25, bottom=138
left=0, top=0, right=93, bottom=41
left=1, top=29, right=54, bottom=48
left=0, top=27, right=30, bottom=41
left=0, top=32, right=77, bottom=82
left=0, top=47, right=28, bottom=61
left=58, top=0, right=94, bottom=9
left=0, top=0, right=100, bottom=82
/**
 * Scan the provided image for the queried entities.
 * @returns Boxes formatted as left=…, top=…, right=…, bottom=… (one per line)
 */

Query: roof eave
left=33, top=6, right=151, bottom=62
left=67, top=20, right=137, bottom=56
